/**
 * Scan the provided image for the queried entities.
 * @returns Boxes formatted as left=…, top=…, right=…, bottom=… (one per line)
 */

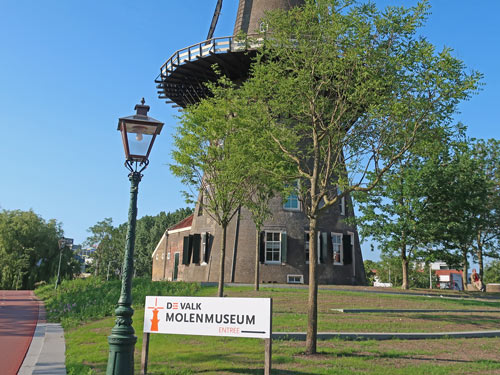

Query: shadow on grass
left=329, top=350, right=500, bottom=365
left=199, top=369, right=313, bottom=374
left=411, top=313, right=500, bottom=327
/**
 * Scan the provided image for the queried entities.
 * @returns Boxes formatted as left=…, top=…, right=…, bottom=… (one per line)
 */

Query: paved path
left=0, top=290, right=40, bottom=375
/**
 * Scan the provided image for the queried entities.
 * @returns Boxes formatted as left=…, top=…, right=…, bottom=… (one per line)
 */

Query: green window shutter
left=192, top=234, right=201, bottom=263
left=182, top=236, right=190, bottom=265
left=343, top=234, right=353, bottom=265
left=317, top=232, right=321, bottom=264
left=281, top=232, right=287, bottom=263
left=304, top=232, right=309, bottom=263
left=204, top=233, right=213, bottom=263
left=259, top=231, right=265, bottom=263
left=327, top=232, right=333, bottom=261
left=321, top=232, right=328, bottom=264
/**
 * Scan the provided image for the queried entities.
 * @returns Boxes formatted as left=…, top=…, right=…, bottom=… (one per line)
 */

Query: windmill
left=152, top=0, right=366, bottom=287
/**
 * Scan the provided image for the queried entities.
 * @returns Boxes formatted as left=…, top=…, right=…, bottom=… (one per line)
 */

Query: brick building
left=152, top=0, right=366, bottom=285
left=152, top=190, right=365, bottom=285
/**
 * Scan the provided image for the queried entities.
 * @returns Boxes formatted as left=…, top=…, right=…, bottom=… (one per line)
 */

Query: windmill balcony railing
left=157, top=35, right=264, bottom=80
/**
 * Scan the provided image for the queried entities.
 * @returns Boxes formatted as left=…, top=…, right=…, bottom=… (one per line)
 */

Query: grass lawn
left=50, top=282, right=500, bottom=374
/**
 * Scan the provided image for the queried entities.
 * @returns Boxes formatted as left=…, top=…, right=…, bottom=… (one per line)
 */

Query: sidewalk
left=18, top=302, right=66, bottom=375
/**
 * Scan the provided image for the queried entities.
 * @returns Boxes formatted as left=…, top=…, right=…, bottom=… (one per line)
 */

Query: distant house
left=152, top=214, right=193, bottom=281
left=435, top=269, right=463, bottom=290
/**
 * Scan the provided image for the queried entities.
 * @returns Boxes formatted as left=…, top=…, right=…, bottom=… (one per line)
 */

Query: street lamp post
left=55, top=238, right=65, bottom=290
left=106, top=99, right=163, bottom=375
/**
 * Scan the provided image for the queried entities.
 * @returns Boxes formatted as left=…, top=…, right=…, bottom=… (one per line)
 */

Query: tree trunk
left=255, top=228, right=260, bottom=291
left=306, top=217, right=318, bottom=355
left=462, top=247, right=468, bottom=289
left=401, top=234, right=409, bottom=290
left=477, top=230, right=484, bottom=281
left=218, top=224, right=227, bottom=297
left=401, top=257, right=409, bottom=290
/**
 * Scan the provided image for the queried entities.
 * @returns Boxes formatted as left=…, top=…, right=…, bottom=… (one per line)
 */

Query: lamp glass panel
left=127, top=130, right=153, bottom=157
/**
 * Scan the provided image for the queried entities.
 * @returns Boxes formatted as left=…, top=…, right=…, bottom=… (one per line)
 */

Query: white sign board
left=143, top=296, right=271, bottom=339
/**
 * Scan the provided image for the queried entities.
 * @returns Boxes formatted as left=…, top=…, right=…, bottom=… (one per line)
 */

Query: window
left=338, top=187, right=346, bottom=215
left=287, top=274, right=304, bottom=284
left=265, top=231, right=282, bottom=263
left=201, top=232, right=209, bottom=265
left=304, top=231, right=324, bottom=264
left=331, top=233, right=343, bottom=265
left=284, top=180, right=300, bottom=210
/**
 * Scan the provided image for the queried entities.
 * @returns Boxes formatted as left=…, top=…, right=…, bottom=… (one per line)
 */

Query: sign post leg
left=141, top=332, right=150, bottom=375
left=265, top=298, right=272, bottom=375
left=264, top=338, right=272, bottom=375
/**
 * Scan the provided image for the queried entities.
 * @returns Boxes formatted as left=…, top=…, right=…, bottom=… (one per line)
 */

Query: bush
left=35, top=277, right=201, bottom=328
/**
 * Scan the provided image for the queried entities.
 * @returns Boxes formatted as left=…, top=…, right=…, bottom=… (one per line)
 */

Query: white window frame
left=283, top=180, right=301, bottom=211
left=331, top=232, right=343, bottom=265
left=264, top=231, right=282, bottom=264
left=201, top=232, right=208, bottom=265
left=287, top=274, right=304, bottom=284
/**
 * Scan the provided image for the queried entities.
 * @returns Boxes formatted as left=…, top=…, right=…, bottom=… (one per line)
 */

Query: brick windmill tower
left=152, top=0, right=366, bottom=286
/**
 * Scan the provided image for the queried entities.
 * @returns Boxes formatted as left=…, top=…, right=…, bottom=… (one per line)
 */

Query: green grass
left=36, top=279, right=500, bottom=374
left=35, top=277, right=200, bottom=328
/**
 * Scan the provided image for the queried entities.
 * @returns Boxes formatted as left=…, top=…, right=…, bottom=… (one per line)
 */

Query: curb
left=273, top=330, right=500, bottom=341
left=18, top=299, right=67, bottom=375
left=332, top=309, right=500, bottom=314
left=18, top=296, right=46, bottom=375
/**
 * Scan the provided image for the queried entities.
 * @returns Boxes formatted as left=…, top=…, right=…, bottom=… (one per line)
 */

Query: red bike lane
left=0, top=290, right=40, bottom=375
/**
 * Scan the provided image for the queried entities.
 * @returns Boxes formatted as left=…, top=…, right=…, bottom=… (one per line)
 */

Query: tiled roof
left=435, top=269, right=463, bottom=276
left=168, top=214, right=193, bottom=231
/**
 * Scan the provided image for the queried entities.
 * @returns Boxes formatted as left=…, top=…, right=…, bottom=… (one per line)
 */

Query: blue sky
left=1, top=1, right=498, bottom=261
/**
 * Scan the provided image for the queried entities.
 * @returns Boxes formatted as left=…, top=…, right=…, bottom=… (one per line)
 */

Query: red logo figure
left=147, top=298, right=164, bottom=332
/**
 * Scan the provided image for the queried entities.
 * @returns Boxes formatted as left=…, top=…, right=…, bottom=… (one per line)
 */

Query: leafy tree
left=363, top=259, right=378, bottom=285
left=84, top=218, right=116, bottom=277
left=375, top=254, right=434, bottom=289
left=484, top=260, right=500, bottom=284
left=171, top=79, right=270, bottom=297
left=469, top=139, right=500, bottom=279
left=419, top=141, right=491, bottom=287
left=235, top=0, right=480, bottom=353
left=354, top=130, right=457, bottom=289
left=85, top=208, right=194, bottom=279
left=0, top=209, right=76, bottom=289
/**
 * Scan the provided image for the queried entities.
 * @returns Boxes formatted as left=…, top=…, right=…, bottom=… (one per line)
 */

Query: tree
left=363, top=259, right=378, bottom=285
left=470, top=139, right=500, bottom=280
left=84, top=218, right=117, bottom=277
left=235, top=0, right=480, bottom=353
left=375, top=253, right=434, bottom=289
left=419, top=141, right=491, bottom=287
left=354, top=129, right=457, bottom=289
left=85, top=208, right=194, bottom=279
left=171, top=80, right=260, bottom=297
left=0, top=209, right=75, bottom=289
left=484, top=260, right=500, bottom=284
